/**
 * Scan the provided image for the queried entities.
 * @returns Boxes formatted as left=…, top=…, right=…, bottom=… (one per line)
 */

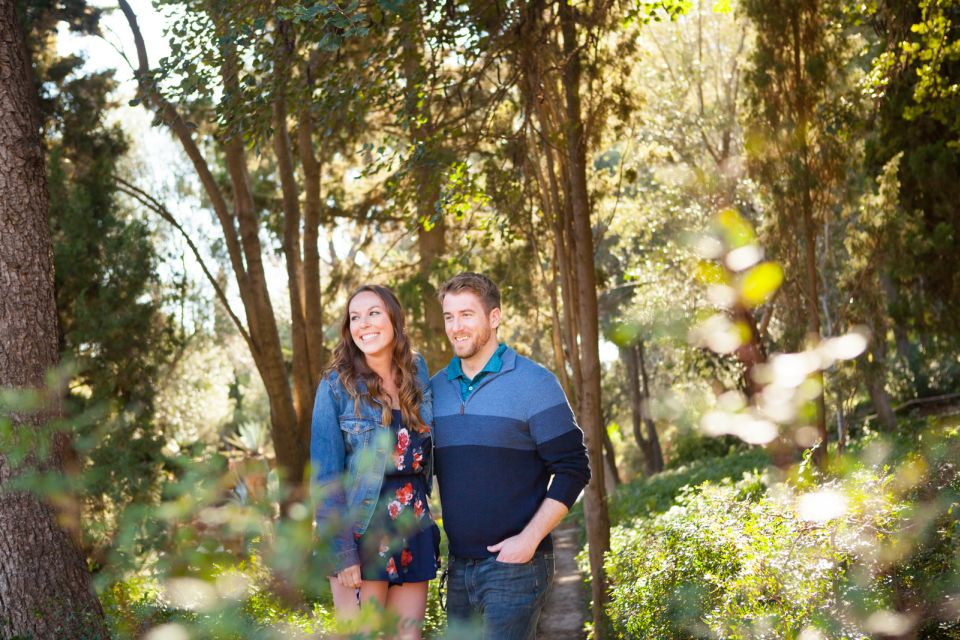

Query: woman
left=311, top=284, right=439, bottom=639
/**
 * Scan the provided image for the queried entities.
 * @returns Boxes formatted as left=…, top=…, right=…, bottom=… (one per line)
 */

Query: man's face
left=442, top=290, right=501, bottom=360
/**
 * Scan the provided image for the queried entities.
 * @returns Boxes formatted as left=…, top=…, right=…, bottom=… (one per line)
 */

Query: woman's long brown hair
left=326, top=285, right=428, bottom=433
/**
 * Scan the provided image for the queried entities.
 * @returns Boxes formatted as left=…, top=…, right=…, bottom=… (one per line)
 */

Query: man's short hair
left=439, top=272, right=501, bottom=313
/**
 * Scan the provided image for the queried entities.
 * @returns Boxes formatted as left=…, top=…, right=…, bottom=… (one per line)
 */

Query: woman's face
left=348, top=291, right=396, bottom=360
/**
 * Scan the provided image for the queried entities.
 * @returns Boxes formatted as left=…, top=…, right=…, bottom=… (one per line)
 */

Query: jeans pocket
left=487, top=557, right=544, bottom=593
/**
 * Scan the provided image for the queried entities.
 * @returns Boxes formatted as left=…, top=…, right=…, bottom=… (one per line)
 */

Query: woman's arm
left=309, top=377, right=360, bottom=573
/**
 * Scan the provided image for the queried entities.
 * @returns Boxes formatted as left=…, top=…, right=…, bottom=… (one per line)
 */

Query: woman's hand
left=337, top=564, right=362, bottom=589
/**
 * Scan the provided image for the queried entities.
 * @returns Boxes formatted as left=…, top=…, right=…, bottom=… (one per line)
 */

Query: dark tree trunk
left=558, top=1, right=611, bottom=631
left=879, top=272, right=928, bottom=396
left=864, top=337, right=897, bottom=431
left=635, top=341, right=664, bottom=473
left=600, top=416, right=622, bottom=488
left=789, top=6, right=829, bottom=468
left=0, top=4, right=108, bottom=635
left=400, top=11, right=451, bottom=372
left=623, top=344, right=664, bottom=475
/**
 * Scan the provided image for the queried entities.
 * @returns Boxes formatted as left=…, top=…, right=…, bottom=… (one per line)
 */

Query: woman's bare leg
left=385, top=581, right=429, bottom=640
left=330, top=578, right=391, bottom=635
left=329, top=576, right=360, bottom=635
left=330, top=577, right=361, bottom=615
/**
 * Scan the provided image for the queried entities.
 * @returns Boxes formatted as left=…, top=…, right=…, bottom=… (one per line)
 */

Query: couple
left=311, top=272, right=591, bottom=640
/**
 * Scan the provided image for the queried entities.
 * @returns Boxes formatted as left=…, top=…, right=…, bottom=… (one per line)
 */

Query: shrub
left=667, top=432, right=748, bottom=470
left=593, top=422, right=960, bottom=639
left=609, top=447, right=770, bottom=526
left=602, top=471, right=903, bottom=639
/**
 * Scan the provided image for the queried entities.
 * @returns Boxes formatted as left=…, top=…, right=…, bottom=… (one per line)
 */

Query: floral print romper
left=357, top=409, right=440, bottom=584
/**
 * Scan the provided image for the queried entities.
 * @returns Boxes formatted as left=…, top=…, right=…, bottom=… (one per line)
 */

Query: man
left=430, top=272, right=591, bottom=640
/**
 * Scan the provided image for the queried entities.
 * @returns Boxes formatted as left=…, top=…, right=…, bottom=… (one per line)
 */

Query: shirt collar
left=447, top=343, right=508, bottom=381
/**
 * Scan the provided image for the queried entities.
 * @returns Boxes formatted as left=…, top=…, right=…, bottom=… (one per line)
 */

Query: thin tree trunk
left=558, top=1, right=611, bottom=632
left=790, top=7, right=828, bottom=468
left=636, top=341, right=664, bottom=473
left=272, top=21, right=315, bottom=459
left=120, top=2, right=307, bottom=483
left=623, top=344, right=663, bottom=475
left=298, top=50, right=326, bottom=387
left=401, top=12, right=450, bottom=372
left=599, top=405, right=621, bottom=488
left=0, top=5, right=108, bottom=634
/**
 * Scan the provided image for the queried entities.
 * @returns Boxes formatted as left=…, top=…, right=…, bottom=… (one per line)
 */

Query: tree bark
left=299, top=49, right=326, bottom=387
left=558, top=1, right=611, bottom=632
left=119, top=1, right=310, bottom=484
left=0, top=4, right=108, bottom=635
left=789, top=6, right=829, bottom=468
left=272, top=21, right=316, bottom=460
left=400, top=10, right=451, bottom=372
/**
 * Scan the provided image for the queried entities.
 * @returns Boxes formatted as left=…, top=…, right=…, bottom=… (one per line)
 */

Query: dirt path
left=536, top=520, right=586, bottom=639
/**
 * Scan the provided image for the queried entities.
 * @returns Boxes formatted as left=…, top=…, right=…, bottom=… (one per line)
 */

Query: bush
left=667, top=432, right=748, bottom=470
left=594, top=421, right=960, bottom=639
left=603, top=471, right=902, bottom=639
left=609, top=447, right=770, bottom=526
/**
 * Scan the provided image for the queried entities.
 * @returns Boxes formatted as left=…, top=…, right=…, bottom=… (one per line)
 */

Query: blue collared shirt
left=446, top=343, right=508, bottom=401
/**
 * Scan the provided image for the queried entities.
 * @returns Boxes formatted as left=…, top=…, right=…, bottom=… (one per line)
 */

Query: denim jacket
left=310, top=353, right=433, bottom=573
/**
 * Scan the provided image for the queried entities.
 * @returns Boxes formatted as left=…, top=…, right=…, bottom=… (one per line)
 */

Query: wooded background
left=1, top=0, right=959, bottom=638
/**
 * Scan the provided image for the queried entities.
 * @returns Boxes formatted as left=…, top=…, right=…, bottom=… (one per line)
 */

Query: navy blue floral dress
left=357, top=409, right=440, bottom=584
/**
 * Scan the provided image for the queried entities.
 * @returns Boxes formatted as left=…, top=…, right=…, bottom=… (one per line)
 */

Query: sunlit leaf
left=609, top=321, right=642, bottom=347
left=717, top=208, right=755, bottom=247
left=740, top=262, right=783, bottom=307
left=712, top=0, right=732, bottom=14
left=696, top=260, right=726, bottom=285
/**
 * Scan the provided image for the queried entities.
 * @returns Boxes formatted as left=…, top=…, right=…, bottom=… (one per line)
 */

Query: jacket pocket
left=338, top=417, right=379, bottom=434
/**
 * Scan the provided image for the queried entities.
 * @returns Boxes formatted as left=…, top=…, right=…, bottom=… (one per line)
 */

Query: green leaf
left=739, top=262, right=783, bottom=307
left=712, top=0, right=732, bottom=13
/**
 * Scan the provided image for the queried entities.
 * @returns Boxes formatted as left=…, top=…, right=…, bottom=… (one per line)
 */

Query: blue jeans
left=445, top=551, right=555, bottom=640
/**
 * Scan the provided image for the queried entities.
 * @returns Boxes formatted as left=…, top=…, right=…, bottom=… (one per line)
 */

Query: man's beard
left=455, top=325, right=492, bottom=360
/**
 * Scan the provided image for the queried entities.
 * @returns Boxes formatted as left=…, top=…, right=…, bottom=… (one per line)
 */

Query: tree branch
left=114, top=177, right=254, bottom=351
left=116, top=0, right=249, bottom=296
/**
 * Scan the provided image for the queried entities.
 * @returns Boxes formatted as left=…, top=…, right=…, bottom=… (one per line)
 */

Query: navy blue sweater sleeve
left=527, top=373, right=591, bottom=508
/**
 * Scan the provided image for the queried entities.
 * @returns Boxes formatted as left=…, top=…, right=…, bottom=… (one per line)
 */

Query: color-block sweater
left=431, top=347, right=591, bottom=558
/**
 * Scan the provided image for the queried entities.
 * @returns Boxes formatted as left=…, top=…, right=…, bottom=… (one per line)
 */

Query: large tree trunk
left=0, top=5, right=107, bottom=635
left=558, top=1, right=611, bottom=632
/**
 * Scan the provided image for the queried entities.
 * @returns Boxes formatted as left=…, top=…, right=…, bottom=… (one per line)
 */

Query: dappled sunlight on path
left=536, top=521, right=586, bottom=640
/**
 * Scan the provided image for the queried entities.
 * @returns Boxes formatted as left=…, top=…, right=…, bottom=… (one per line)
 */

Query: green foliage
left=858, top=0, right=960, bottom=349
left=609, top=447, right=769, bottom=526
left=666, top=431, right=750, bottom=471
left=24, top=2, right=182, bottom=568
left=593, top=421, right=960, bottom=639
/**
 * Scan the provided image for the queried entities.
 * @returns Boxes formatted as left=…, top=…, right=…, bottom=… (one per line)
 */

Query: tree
left=517, top=0, right=614, bottom=629
left=24, top=10, right=181, bottom=564
left=859, top=0, right=960, bottom=398
left=0, top=0, right=107, bottom=635
left=117, top=0, right=339, bottom=485
left=742, top=0, right=849, bottom=466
